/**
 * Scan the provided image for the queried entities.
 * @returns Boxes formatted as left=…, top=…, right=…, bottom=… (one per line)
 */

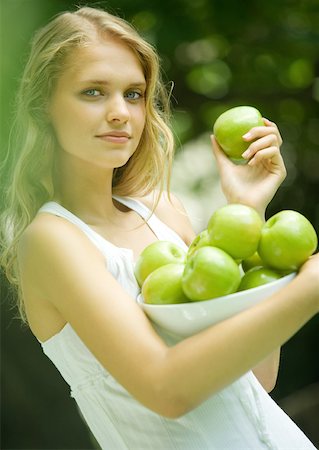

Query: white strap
left=112, top=195, right=152, bottom=221
left=113, top=196, right=188, bottom=250
left=37, top=201, right=119, bottom=253
left=38, top=197, right=188, bottom=251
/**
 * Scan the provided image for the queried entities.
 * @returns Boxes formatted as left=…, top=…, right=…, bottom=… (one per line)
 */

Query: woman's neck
left=53, top=154, right=120, bottom=223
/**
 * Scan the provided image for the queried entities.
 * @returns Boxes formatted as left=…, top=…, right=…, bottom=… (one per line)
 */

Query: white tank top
left=37, top=196, right=315, bottom=450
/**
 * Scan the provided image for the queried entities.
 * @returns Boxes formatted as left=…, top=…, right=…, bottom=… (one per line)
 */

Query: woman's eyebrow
left=79, top=79, right=147, bottom=88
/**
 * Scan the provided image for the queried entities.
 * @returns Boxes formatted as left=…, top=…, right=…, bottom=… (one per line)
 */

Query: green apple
left=213, top=106, right=264, bottom=161
left=208, top=204, right=263, bottom=260
left=258, top=210, right=318, bottom=271
left=142, top=263, right=190, bottom=305
left=134, top=241, right=186, bottom=287
left=187, top=229, right=211, bottom=259
left=241, top=252, right=264, bottom=272
left=182, top=246, right=241, bottom=301
left=238, top=266, right=282, bottom=291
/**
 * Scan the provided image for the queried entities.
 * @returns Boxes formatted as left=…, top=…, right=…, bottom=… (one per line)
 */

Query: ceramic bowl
left=138, top=273, right=296, bottom=338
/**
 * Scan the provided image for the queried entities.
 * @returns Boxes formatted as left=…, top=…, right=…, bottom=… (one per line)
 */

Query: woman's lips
left=96, top=131, right=131, bottom=144
left=98, top=135, right=130, bottom=143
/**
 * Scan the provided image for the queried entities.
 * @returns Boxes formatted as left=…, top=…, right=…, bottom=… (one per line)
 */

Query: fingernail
left=243, top=132, right=251, bottom=139
left=242, top=150, right=250, bottom=158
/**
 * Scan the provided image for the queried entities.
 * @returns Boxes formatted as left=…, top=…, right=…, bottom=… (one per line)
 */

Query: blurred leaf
left=186, top=60, right=231, bottom=98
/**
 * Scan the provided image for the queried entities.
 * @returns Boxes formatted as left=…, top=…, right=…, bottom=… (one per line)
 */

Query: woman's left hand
left=211, top=118, right=286, bottom=217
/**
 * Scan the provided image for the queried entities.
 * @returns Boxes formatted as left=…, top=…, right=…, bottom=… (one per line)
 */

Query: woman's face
left=49, top=38, right=146, bottom=170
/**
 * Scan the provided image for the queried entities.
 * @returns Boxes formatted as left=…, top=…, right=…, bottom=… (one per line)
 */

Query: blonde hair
left=0, top=6, right=175, bottom=321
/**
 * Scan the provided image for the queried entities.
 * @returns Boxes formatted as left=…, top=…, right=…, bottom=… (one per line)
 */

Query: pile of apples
left=134, top=204, right=318, bottom=305
left=135, top=105, right=318, bottom=305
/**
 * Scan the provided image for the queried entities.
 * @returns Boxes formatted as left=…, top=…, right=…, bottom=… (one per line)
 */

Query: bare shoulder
left=136, top=190, right=196, bottom=246
left=18, top=212, right=106, bottom=294
left=18, top=212, right=106, bottom=340
left=18, top=211, right=107, bottom=302
left=19, top=212, right=104, bottom=266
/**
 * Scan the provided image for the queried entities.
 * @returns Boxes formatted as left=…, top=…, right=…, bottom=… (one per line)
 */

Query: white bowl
left=138, top=273, right=296, bottom=338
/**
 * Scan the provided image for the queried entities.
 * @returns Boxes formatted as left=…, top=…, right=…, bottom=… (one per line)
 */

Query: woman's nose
left=106, top=94, right=129, bottom=123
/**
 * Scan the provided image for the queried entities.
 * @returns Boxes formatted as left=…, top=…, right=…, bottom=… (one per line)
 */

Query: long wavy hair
left=0, top=6, right=175, bottom=321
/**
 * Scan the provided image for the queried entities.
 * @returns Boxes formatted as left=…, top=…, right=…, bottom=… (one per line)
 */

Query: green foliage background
left=1, top=0, right=318, bottom=448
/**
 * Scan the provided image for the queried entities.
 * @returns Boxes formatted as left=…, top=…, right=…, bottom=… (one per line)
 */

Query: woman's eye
left=125, top=91, right=143, bottom=100
left=83, top=89, right=102, bottom=97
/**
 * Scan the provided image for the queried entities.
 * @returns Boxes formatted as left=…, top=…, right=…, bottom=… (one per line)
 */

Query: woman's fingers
left=247, top=146, right=277, bottom=165
left=263, top=118, right=283, bottom=145
left=242, top=134, right=279, bottom=160
left=243, top=119, right=283, bottom=148
left=242, top=118, right=283, bottom=165
left=248, top=146, right=287, bottom=180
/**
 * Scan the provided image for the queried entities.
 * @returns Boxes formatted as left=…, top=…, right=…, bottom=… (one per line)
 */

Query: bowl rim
left=138, top=271, right=297, bottom=309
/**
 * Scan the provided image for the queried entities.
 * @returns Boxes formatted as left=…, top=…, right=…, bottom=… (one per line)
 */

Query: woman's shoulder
left=18, top=210, right=105, bottom=273
left=16, top=214, right=87, bottom=341
left=18, top=212, right=64, bottom=253
left=20, top=210, right=86, bottom=248
left=135, top=190, right=196, bottom=246
left=17, top=210, right=109, bottom=340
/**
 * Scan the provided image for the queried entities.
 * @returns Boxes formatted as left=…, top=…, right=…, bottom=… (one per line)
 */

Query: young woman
left=1, top=6, right=318, bottom=450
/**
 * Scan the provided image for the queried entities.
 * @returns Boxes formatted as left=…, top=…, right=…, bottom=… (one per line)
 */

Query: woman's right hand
left=210, top=118, right=286, bottom=218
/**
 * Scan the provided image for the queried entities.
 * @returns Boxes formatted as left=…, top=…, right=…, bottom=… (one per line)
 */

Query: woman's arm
left=18, top=214, right=319, bottom=419
left=252, top=349, right=281, bottom=392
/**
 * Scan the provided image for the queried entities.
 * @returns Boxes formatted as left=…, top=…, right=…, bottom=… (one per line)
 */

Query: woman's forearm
left=157, top=269, right=318, bottom=416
